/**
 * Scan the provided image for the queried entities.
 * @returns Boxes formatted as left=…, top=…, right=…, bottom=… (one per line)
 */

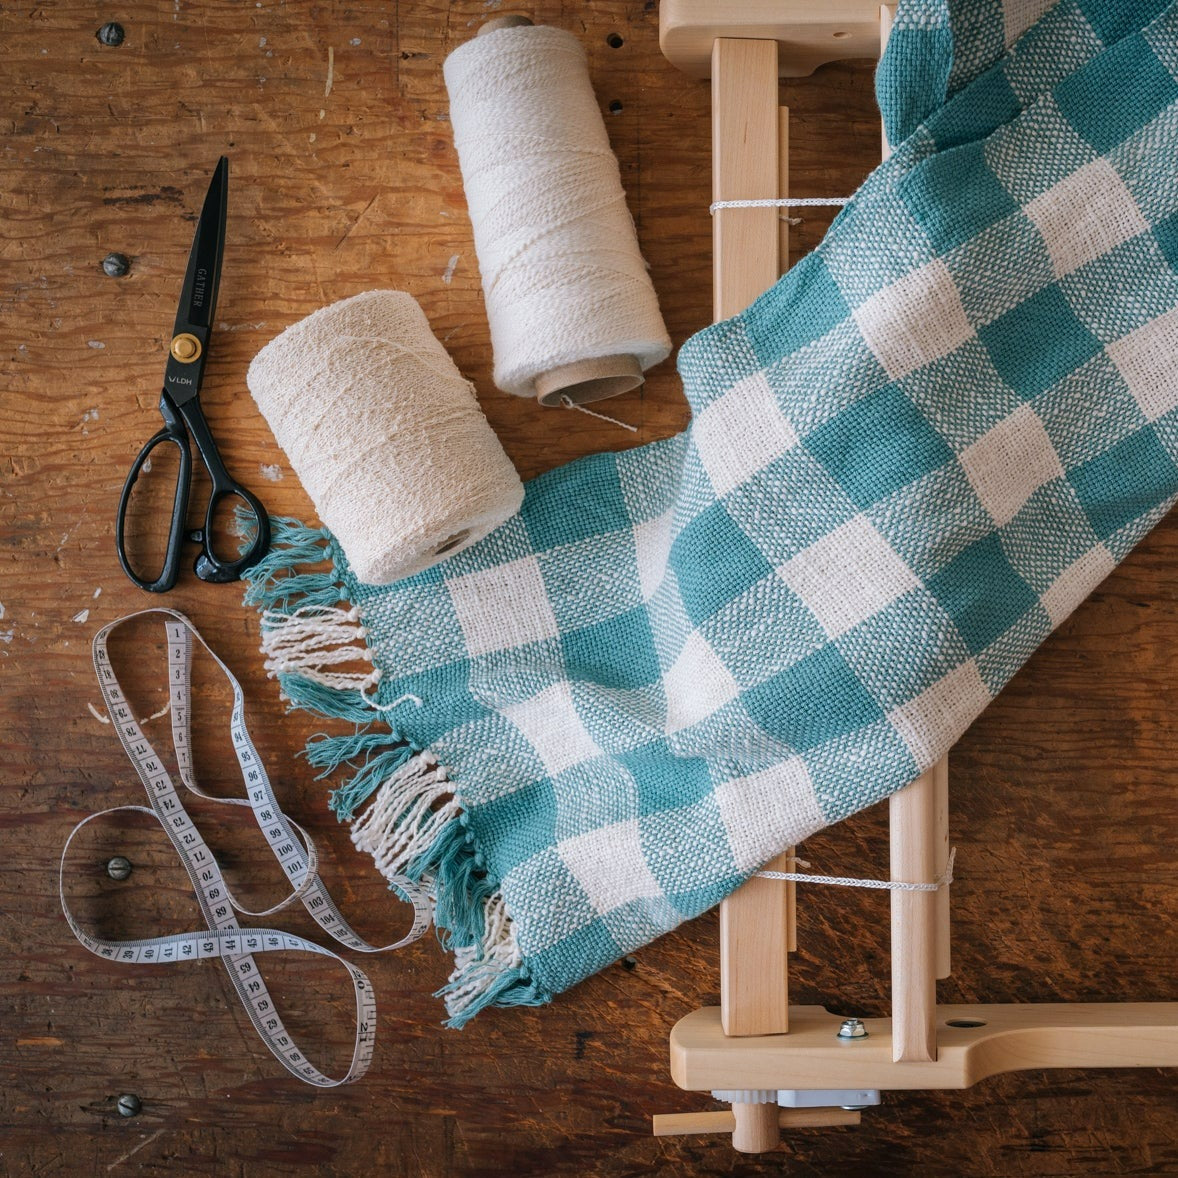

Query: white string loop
left=709, top=196, right=851, bottom=214
left=757, top=847, right=956, bottom=893
left=359, top=689, right=424, bottom=714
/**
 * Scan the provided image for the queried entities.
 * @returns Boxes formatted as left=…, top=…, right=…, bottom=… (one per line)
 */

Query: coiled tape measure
left=59, top=608, right=431, bottom=1086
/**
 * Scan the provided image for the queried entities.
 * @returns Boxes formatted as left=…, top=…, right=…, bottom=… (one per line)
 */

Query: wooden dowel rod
left=785, top=844, right=797, bottom=954
left=880, top=0, right=940, bottom=1061
left=777, top=107, right=798, bottom=958
left=778, top=106, right=790, bottom=277
left=889, top=770, right=938, bottom=1062
left=652, top=1107, right=862, bottom=1138
left=880, top=6, right=895, bottom=156
left=731, top=1102, right=780, bottom=1153
left=934, top=754, right=951, bottom=979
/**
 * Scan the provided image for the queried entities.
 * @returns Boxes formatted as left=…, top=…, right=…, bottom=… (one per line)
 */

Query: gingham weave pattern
left=342, top=0, right=1178, bottom=1000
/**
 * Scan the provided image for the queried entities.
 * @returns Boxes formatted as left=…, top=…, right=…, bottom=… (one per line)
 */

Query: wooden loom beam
left=669, top=1003, right=1178, bottom=1091
left=711, top=35, right=790, bottom=1153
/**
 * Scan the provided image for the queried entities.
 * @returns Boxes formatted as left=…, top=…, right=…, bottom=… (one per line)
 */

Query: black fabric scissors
left=116, top=157, right=270, bottom=593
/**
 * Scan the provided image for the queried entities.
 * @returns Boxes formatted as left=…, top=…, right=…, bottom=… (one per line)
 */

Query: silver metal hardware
left=837, top=1017, right=868, bottom=1040
left=778, top=1088, right=880, bottom=1109
left=710, top=1089, right=777, bottom=1104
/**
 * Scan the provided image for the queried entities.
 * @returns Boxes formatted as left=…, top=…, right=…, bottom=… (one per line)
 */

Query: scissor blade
left=176, top=156, right=226, bottom=333
left=164, top=157, right=227, bottom=407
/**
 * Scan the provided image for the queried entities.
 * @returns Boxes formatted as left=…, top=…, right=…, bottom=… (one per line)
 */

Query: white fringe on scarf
left=445, top=893, right=524, bottom=1013
left=349, top=752, right=459, bottom=877
left=259, top=603, right=381, bottom=693
left=348, top=749, right=526, bottom=1022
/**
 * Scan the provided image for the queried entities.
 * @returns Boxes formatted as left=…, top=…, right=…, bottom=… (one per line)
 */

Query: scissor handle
left=179, top=396, right=271, bottom=584
left=115, top=394, right=193, bottom=593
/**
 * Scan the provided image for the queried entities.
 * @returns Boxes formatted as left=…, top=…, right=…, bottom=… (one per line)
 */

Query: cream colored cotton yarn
left=247, top=290, right=524, bottom=585
left=443, top=23, right=671, bottom=404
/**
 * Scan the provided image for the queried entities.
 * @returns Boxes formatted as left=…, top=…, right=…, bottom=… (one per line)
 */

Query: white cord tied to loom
left=444, top=24, right=671, bottom=400
left=757, top=847, right=956, bottom=892
left=710, top=198, right=851, bottom=212
left=711, top=196, right=851, bottom=226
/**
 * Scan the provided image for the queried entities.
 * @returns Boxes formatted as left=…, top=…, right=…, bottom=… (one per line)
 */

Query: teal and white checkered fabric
left=250, top=0, right=1178, bottom=1022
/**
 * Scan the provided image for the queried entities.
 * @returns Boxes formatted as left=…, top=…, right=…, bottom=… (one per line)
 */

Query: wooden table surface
left=3, top=3, right=1176, bottom=1175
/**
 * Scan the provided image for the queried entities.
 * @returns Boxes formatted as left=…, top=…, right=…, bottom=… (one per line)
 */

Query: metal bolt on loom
left=837, top=1017, right=868, bottom=1041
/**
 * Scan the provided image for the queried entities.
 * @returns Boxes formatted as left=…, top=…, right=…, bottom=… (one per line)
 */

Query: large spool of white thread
left=444, top=17, right=672, bottom=406
left=247, top=290, right=525, bottom=585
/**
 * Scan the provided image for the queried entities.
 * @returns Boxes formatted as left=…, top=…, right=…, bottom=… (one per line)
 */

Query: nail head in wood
left=96, top=22, right=125, bottom=46
left=105, top=856, right=132, bottom=881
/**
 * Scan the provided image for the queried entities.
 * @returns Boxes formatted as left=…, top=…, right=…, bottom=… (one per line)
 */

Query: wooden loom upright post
left=712, top=0, right=952, bottom=1082
left=712, top=34, right=787, bottom=1154
left=879, top=2, right=950, bottom=1064
left=778, top=107, right=798, bottom=959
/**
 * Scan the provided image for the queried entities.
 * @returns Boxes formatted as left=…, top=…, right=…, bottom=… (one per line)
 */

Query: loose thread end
left=560, top=395, right=638, bottom=433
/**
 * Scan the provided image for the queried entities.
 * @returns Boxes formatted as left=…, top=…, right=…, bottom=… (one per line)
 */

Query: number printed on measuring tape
left=60, top=608, right=433, bottom=1087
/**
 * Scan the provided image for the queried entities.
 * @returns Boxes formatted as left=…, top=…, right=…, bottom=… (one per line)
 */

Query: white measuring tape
left=60, top=608, right=432, bottom=1087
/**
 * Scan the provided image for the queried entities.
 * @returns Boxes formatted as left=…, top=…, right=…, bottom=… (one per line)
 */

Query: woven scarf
left=248, top=0, right=1178, bottom=1024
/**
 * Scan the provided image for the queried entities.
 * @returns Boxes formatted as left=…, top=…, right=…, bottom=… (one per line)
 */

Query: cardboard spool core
left=478, top=13, right=534, bottom=34
left=434, top=529, right=472, bottom=556
left=534, top=354, right=644, bottom=406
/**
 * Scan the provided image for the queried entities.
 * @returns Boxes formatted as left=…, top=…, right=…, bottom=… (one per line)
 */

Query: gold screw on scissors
left=169, top=333, right=202, bottom=363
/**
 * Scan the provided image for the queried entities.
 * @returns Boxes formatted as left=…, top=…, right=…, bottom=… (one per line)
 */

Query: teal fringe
left=405, top=807, right=546, bottom=1026
left=439, top=965, right=542, bottom=1030
left=240, top=514, right=339, bottom=611
left=431, top=826, right=494, bottom=938
left=242, top=511, right=550, bottom=1025
left=260, top=572, right=344, bottom=611
left=305, top=728, right=406, bottom=776
left=326, top=743, right=416, bottom=822
left=281, top=677, right=376, bottom=724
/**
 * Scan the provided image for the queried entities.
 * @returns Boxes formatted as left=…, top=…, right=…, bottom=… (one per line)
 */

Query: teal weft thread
left=246, top=0, right=1178, bottom=1024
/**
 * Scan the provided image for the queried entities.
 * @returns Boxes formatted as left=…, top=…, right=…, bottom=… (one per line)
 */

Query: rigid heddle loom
left=650, top=0, right=1178, bottom=1153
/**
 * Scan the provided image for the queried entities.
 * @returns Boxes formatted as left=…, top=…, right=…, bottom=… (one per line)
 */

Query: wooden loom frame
left=651, top=1, right=1178, bottom=1153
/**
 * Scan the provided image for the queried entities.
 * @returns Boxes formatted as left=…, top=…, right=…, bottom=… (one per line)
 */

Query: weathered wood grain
left=2, top=3, right=1175, bottom=1175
